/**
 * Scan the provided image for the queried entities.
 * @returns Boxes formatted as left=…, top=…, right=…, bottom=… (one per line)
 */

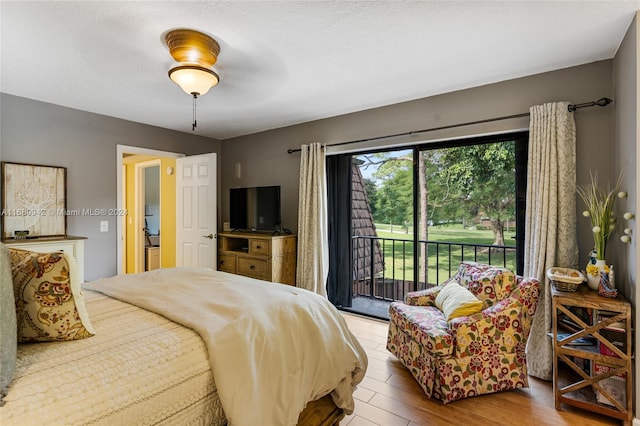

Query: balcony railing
left=352, top=235, right=516, bottom=302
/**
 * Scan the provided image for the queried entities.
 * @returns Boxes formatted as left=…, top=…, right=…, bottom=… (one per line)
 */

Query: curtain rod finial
left=596, top=97, right=613, bottom=107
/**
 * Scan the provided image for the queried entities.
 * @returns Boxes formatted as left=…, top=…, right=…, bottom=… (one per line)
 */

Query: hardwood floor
left=341, top=313, right=620, bottom=426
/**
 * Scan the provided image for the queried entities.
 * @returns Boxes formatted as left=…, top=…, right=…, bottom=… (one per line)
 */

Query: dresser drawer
left=9, top=240, right=77, bottom=257
left=237, top=257, right=269, bottom=279
left=218, top=254, right=236, bottom=273
left=249, top=239, right=270, bottom=256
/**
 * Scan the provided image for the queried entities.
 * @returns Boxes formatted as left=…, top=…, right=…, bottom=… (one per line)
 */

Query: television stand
left=217, top=231, right=297, bottom=285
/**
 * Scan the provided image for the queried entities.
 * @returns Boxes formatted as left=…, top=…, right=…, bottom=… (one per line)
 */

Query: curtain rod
left=286, top=97, right=613, bottom=154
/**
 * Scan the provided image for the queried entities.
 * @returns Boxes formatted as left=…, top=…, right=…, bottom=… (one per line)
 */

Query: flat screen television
left=229, top=186, right=281, bottom=232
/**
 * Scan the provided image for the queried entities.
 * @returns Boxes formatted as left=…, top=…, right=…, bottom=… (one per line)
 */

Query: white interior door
left=176, top=153, right=217, bottom=269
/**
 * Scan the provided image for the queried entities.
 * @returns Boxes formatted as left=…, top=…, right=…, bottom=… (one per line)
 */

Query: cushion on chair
left=454, top=262, right=515, bottom=308
left=434, top=281, right=483, bottom=321
left=388, top=302, right=454, bottom=357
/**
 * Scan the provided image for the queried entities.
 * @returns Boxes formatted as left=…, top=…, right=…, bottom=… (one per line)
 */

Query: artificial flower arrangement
left=577, top=173, right=623, bottom=261
left=586, top=263, right=610, bottom=277
left=577, top=172, right=634, bottom=297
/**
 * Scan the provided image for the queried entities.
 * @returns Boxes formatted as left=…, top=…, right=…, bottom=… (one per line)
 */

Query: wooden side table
left=551, top=285, right=632, bottom=425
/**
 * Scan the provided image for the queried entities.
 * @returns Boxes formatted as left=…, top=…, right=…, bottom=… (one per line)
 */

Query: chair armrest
left=404, top=286, right=442, bottom=306
left=450, top=278, right=541, bottom=357
left=404, top=276, right=459, bottom=306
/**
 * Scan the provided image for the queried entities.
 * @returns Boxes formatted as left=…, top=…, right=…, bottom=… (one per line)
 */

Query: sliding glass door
left=327, top=131, right=527, bottom=320
left=415, top=136, right=525, bottom=289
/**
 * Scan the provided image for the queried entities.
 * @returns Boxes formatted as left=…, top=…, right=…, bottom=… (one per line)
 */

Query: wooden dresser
left=218, top=231, right=297, bottom=285
left=2, top=235, right=87, bottom=283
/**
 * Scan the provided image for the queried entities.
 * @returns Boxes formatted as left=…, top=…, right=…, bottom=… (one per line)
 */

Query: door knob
left=203, top=234, right=214, bottom=239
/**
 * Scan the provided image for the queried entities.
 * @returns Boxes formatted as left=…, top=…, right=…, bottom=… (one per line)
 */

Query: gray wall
left=613, top=13, right=638, bottom=307
left=612, top=12, right=639, bottom=415
left=220, top=60, right=615, bottom=266
left=0, top=94, right=221, bottom=280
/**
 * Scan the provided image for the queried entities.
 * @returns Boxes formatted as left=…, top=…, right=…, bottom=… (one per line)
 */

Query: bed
left=0, top=246, right=367, bottom=426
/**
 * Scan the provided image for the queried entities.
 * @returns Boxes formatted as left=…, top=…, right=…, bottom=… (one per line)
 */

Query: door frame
left=134, top=159, right=161, bottom=273
left=116, top=145, right=184, bottom=275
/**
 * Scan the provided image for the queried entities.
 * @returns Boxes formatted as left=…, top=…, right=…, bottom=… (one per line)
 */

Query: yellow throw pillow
left=434, top=281, right=483, bottom=321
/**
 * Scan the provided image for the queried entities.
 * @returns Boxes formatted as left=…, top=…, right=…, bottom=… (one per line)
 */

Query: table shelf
left=552, top=285, right=633, bottom=425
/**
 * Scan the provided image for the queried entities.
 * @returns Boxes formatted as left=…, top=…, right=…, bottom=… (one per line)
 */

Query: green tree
left=363, top=178, right=378, bottom=218
left=434, top=142, right=515, bottom=245
left=374, top=161, right=413, bottom=232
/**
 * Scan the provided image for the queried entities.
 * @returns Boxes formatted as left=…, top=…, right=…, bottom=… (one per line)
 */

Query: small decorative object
left=598, top=269, right=618, bottom=298
left=13, top=230, right=29, bottom=240
left=586, top=261, right=609, bottom=291
left=609, top=265, right=615, bottom=289
left=547, top=267, right=585, bottom=292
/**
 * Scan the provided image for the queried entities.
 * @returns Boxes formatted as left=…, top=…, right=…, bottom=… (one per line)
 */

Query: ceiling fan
left=165, top=28, right=221, bottom=130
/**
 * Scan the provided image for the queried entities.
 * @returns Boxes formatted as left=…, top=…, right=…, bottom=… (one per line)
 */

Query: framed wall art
left=1, top=162, right=67, bottom=239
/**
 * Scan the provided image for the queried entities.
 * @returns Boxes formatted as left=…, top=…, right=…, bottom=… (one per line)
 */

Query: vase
left=587, top=259, right=606, bottom=291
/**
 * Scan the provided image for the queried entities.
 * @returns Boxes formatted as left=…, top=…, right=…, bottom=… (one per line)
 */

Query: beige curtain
left=524, top=101, right=578, bottom=380
left=296, top=143, right=329, bottom=297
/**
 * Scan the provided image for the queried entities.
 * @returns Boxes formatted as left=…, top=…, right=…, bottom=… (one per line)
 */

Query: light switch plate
left=100, top=221, right=109, bottom=232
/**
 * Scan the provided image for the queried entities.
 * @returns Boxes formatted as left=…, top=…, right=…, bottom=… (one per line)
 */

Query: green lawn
left=365, top=223, right=516, bottom=285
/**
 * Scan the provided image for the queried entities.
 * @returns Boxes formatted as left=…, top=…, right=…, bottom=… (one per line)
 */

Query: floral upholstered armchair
left=386, top=262, right=540, bottom=403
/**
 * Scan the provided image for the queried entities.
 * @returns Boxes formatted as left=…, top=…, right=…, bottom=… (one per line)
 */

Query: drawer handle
left=220, top=260, right=225, bottom=265
left=256, top=245, right=261, bottom=249
left=250, top=265, right=255, bottom=270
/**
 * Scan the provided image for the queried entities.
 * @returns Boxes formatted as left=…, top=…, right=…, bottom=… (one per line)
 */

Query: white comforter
left=84, top=268, right=367, bottom=426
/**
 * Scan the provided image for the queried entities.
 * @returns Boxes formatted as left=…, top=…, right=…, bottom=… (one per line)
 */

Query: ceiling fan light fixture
left=164, top=28, right=222, bottom=131
left=166, top=29, right=220, bottom=67
left=168, top=65, right=220, bottom=96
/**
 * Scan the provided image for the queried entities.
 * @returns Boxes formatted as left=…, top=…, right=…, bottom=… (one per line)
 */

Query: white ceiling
left=1, top=1, right=638, bottom=140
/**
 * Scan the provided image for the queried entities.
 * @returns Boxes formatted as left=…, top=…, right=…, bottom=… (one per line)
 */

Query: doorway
left=116, top=145, right=183, bottom=274
left=136, top=160, right=160, bottom=273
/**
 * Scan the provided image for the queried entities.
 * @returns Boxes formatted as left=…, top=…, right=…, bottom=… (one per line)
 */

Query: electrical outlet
left=100, top=221, right=109, bottom=232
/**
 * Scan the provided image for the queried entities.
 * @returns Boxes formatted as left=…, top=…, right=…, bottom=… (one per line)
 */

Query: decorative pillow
left=9, top=248, right=95, bottom=342
left=434, top=281, right=483, bottom=321
left=454, top=262, right=515, bottom=308
left=0, top=243, right=17, bottom=405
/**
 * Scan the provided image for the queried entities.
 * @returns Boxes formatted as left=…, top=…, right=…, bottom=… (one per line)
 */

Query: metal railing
left=352, top=235, right=516, bottom=302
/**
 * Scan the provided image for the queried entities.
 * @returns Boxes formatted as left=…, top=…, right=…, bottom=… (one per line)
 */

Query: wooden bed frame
left=298, top=395, right=345, bottom=425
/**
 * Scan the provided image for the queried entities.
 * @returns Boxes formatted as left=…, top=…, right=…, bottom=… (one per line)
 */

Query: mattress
left=1, top=290, right=226, bottom=426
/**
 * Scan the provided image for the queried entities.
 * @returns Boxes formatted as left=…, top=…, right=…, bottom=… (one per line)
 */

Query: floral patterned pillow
left=9, top=248, right=95, bottom=342
left=454, top=262, right=515, bottom=308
